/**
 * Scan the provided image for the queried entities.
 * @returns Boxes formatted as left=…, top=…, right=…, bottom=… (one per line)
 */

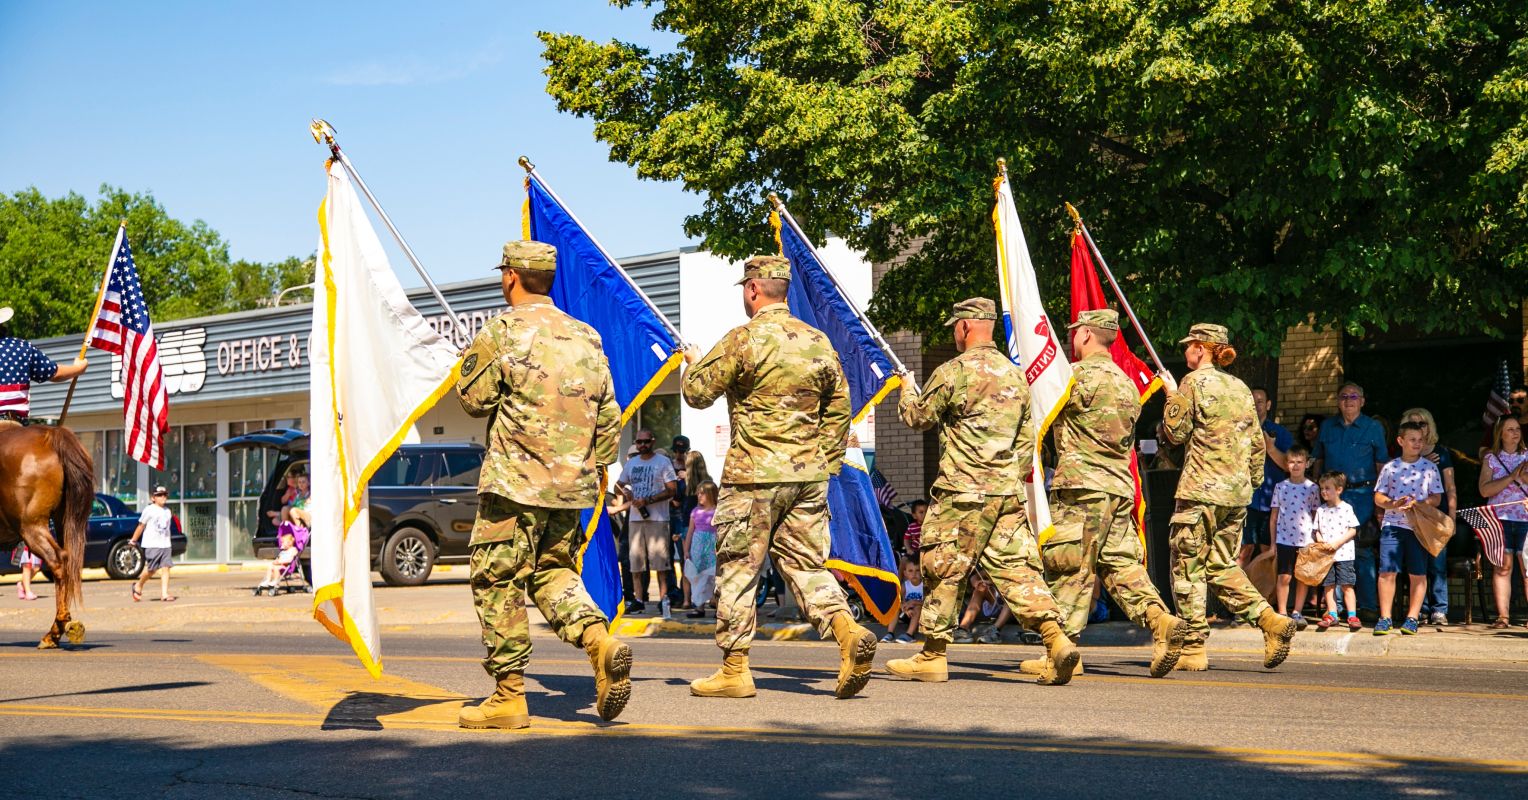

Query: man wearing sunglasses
left=1311, top=382, right=1389, bottom=616
left=618, top=430, right=679, bottom=619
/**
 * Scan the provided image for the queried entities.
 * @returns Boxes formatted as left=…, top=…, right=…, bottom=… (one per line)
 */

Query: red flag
left=1069, top=231, right=1160, bottom=549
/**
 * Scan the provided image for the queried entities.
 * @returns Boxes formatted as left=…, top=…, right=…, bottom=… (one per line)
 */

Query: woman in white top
left=1479, top=416, right=1528, bottom=628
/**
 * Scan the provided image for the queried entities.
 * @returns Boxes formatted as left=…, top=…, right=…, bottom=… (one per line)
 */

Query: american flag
left=869, top=465, right=898, bottom=507
left=88, top=230, right=168, bottom=468
left=1457, top=505, right=1505, bottom=569
left=1483, top=360, right=1512, bottom=427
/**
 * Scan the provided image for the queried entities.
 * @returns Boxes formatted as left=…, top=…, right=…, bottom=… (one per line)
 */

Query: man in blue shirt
left=0, top=307, right=88, bottom=428
left=1311, top=382, right=1389, bottom=614
left=1240, top=387, right=1292, bottom=564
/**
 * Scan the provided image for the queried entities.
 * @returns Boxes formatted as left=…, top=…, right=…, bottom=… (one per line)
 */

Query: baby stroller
left=263, top=522, right=312, bottom=596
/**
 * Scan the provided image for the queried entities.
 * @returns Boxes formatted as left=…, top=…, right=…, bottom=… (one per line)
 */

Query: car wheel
left=105, top=540, right=144, bottom=580
left=379, top=528, right=435, bottom=586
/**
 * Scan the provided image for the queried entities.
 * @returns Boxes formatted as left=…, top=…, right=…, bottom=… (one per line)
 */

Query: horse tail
left=43, top=427, right=93, bottom=611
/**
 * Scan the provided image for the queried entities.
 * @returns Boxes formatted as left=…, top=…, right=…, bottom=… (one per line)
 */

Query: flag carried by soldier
left=1069, top=222, right=1158, bottom=550
left=522, top=162, right=684, bottom=623
left=309, top=160, right=461, bottom=676
left=992, top=165, right=1073, bottom=543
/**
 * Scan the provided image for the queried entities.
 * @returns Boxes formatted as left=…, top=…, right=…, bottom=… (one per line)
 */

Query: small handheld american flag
left=88, top=230, right=168, bottom=469
left=1457, top=505, right=1505, bottom=569
left=1483, top=360, right=1511, bottom=427
left=870, top=465, right=898, bottom=508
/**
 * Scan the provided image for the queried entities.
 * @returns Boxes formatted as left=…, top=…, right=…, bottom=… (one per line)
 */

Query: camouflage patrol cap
left=736, top=255, right=791, bottom=285
left=1178, top=322, right=1230, bottom=345
left=497, top=240, right=557, bottom=272
left=1067, top=309, right=1120, bottom=331
left=943, top=297, right=998, bottom=326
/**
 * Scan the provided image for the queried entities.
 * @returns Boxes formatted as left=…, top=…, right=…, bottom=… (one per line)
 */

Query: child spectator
left=253, top=530, right=299, bottom=595
left=1372, top=420, right=1444, bottom=635
left=954, top=572, right=1012, bottom=644
left=881, top=558, right=925, bottom=643
left=12, top=544, right=41, bottom=601
left=1271, top=444, right=1321, bottom=629
left=903, top=500, right=928, bottom=553
left=1313, top=471, right=1361, bottom=631
left=684, top=481, right=718, bottom=619
left=130, top=486, right=176, bottom=603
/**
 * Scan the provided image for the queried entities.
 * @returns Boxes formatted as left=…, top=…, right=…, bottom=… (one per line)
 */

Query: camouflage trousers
left=918, top=491, right=1060, bottom=643
left=469, top=494, right=607, bottom=678
left=1042, top=489, right=1169, bottom=639
left=1169, top=500, right=1271, bottom=645
left=713, top=481, right=851, bottom=651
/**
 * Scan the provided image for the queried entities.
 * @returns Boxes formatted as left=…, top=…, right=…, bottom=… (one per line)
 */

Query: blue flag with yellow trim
left=773, top=210, right=901, bottom=626
left=526, top=171, right=683, bottom=624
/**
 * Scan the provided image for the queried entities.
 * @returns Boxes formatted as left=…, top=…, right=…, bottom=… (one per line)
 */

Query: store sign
left=111, top=327, right=210, bottom=398
left=216, top=332, right=308, bottom=377
left=428, top=307, right=509, bottom=349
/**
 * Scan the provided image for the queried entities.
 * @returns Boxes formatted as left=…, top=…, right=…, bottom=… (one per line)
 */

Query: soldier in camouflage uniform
left=454, top=241, right=633, bottom=729
left=1158, top=323, right=1296, bottom=671
left=885, top=298, right=1079, bottom=686
left=680, top=255, right=877, bottom=700
left=1021, top=310, right=1188, bottom=679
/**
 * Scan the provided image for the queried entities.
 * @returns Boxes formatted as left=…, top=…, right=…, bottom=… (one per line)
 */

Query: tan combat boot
left=1257, top=607, right=1297, bottom=669
left=581, top=623, right=633, bottom=721
left=1036, top=621, right=1080, bottom=686
left=1019, top=654, right=1085, bottom=675
left=1175, top=641, right=1208, bottom=671
left=885, top=638, right=948, bottom=682
left=829, top=612, right=878, bottom=698
left=1146, top=605, right=1190, bottom=678
left=690, top=649, right=756, bottom=698
left=458, top=672, right=530, bottom=729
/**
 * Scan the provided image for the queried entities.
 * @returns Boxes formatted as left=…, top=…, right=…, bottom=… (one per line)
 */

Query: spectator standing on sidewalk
left=1372, top=421, right=1444, bottom=636
left=130, top=486, right=176, bottom=603
left=1312, top=382, right=1389, bottom=618
left=1400, top=408, right=1457, bottom=626
left=1241, top=387, right=1293, bottom=566
left=619, top=429, right=679, bottom=619
left=1479, top=415, right=1528, bottom=628
left=1298, top=414, right=1325, bottom=452
left=12, top=545, right=41, bottom=600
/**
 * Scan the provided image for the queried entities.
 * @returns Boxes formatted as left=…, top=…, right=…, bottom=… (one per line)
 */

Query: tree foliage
left=0, top=186, right=313, bottom=339
left=541, top=1, right=1528, bottom=352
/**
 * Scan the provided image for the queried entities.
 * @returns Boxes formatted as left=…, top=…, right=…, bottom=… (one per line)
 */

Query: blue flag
left=526, top=171, right=683, bottom=624
left=774, top=209, right=902, bottom=625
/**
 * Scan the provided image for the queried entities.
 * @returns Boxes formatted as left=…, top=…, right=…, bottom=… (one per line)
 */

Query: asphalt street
left=3, top=619, right=1527, bottom=799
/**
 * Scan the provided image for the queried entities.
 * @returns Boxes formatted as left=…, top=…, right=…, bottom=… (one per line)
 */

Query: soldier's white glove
left=1157, top=369, right=1178, bottom=394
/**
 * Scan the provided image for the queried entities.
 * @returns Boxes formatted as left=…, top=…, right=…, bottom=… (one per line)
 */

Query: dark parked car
left=2, top=493, right=186, bottom=580
left=215, top=428, right=483, bottom=586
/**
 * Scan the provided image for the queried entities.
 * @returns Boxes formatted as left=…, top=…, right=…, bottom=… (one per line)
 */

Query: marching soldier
left=681, top=255, right=878, bottom=700
left=1021, top=309, right=1187, bottom=679
left=0, top=306, right=88, bottom=430
left=1157, top=323, right=1296, bottom=671
left=455, top=241, right=632, bottom=729
left=886, top=298, right=1079, bottom=686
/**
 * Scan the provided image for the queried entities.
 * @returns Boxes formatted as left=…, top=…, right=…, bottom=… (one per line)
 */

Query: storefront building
left=26, top=240, right=874, bottom=564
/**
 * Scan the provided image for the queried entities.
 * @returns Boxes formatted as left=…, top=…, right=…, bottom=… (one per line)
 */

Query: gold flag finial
left=996, top=157, right=1008, bottom=176
left=310, top=119, right=337, bottom=146
left=766, top=192, right=783, bottom=210
left=518, top=156, right=535, bottom=173
left=1065, top=202, right=1082, bottom=230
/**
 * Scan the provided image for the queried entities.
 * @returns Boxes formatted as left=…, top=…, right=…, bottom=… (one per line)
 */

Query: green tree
left=541, top=1, right=1528, bottom=352
left=0, top=186, right=312, bottom=339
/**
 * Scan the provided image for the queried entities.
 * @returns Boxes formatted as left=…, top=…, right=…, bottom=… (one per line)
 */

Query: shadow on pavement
left=0, top=681, right=212, bottom=705
left=0, top=726, right=1518, bottom=799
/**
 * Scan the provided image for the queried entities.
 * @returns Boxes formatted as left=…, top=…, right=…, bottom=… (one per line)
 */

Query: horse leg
left=22, top=523, right=74, bottom=649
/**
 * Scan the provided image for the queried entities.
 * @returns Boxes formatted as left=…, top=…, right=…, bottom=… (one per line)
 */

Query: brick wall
left=1276, top=319, right=1343, bottom=421
left=869, top=237, right=948, bottom=505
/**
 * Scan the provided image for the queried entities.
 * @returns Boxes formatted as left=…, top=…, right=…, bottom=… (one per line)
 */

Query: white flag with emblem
left=310, top=161, right=461, bottom=676
left=992, top=171, right=1074, bottom=543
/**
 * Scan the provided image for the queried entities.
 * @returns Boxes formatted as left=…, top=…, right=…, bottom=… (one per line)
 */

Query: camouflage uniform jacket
left=456, top=296, right=621, bottom=508
left=1159, top=364, right=1263, bottom=506
left=681, top=304, right=851, bottom=485
left=1051, top=351, right=1140, bottom=499
left=898, top=341, right=1033, bottom=496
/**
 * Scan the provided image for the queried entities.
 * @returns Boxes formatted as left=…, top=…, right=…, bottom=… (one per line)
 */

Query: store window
left=227, top=418, right=303, bottom=561
left=638, top=393, right=682, bottom=454
left=151, top=424, right=218, bottom=562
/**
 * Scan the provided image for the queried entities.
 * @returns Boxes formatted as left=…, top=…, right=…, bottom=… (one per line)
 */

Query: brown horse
left=0, top=425, right=93, bottom=648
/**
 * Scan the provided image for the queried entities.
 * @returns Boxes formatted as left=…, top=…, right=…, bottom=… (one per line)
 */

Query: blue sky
left=0, top=1, right=701, bottom=286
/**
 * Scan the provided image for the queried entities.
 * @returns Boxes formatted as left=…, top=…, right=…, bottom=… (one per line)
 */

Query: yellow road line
left=0, top=701, right=1523, bottom=774
left=197, top=654, right=468, bottom=727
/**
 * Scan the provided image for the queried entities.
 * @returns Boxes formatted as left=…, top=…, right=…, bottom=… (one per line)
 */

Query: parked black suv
left=215, top=428, right=483, bottom=586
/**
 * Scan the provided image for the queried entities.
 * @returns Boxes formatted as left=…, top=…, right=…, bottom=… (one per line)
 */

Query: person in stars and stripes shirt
left=0, top=306, right=89, bottom=429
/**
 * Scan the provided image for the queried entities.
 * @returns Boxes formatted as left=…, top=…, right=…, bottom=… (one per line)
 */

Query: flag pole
left=309, top=120, right=463, bottom=334
left=766, top=192, right=919, bottom=394
left=516, top=156, right=686, bottom=348
left=57, top=221, right=125, bottom=426
left=1065, top=202, right=1167, bottom=375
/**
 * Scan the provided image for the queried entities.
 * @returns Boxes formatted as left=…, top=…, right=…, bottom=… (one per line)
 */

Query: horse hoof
left=65, top=621, right=85, bottom=644
left=37, top=638, right=58, bottom=650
